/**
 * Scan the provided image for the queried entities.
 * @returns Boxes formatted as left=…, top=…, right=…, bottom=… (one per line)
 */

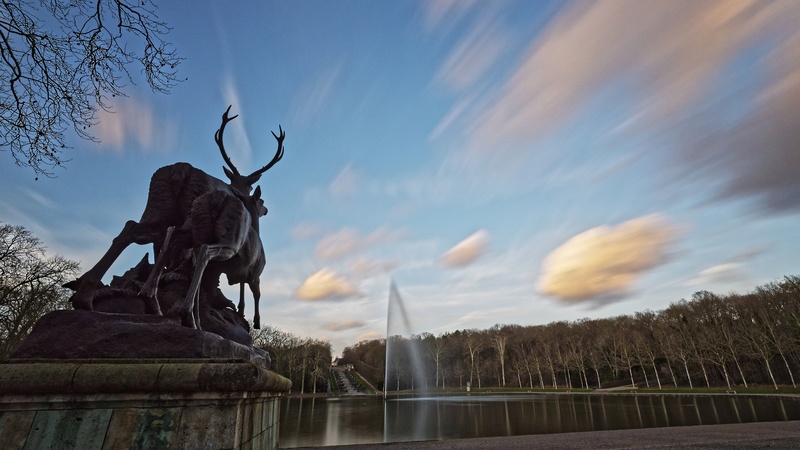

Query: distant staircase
left=331, top=367, right=367, bottom=396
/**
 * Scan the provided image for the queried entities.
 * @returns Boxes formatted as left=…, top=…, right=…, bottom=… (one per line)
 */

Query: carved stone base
left=0, top=360, right=290, bottom=449
left=10, top=310, right=270, bottom=368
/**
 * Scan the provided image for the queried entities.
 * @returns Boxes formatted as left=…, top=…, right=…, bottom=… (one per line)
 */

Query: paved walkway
left=290, top=420, right=800, bottom=449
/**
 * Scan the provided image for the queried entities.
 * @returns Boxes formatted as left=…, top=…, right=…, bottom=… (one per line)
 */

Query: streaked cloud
left=20, top=187, right=54, bottom=209
left=355, top=330, right=383, bottom=343
left=420, top=0, right=479, bottom=30
left=689, top=263, right=745, bottom=287
left=290, top=222, right=323, bottom=241
left=93, top=98, right=175, bottom=152
left=698, top=48, right=800, bottom=212
left=315, top=229, right=361, bottom=261
left=289, top=63, right=343, bottom=125
left=219, top=76, right=254, bottom=168
left=436, top=16, right=508, bottom=91
left=470, top=1, right=776, bottom=144
left=329, top=164, right=360, bottom=199
left=440, top=229, right=490, bottom=268
left=323, top=319, right=365, bottom=332
left=294, top=268, right=362, bottom=301
left=538, top=215, right=678, bottom=302
left=315, top=226, right=404, bottom=262
left=436, top=0, right=800, bottom=212
left=349, top=256, right=396, bottom=279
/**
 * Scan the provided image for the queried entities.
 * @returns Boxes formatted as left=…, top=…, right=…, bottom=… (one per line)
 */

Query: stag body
left=67, top=106, right=284, bottom=324
left=180, top=187, right=267, bottom=330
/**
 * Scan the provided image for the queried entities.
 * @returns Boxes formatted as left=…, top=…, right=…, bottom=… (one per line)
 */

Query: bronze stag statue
left=66, top=106, right=283, bottom=331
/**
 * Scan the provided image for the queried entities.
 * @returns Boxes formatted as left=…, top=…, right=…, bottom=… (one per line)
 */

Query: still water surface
left=279, top=394, right=800, bottom=448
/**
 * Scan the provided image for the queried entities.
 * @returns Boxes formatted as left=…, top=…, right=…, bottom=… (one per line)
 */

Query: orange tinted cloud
left=295, top=268, right=362, bottom=300
left=440, top=229, right=490, bottom=268
left=538, top=215, right=678, bottom=302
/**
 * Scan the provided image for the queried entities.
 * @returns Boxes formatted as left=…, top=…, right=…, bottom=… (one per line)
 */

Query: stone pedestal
left=0, top=360, right=291, bottom=450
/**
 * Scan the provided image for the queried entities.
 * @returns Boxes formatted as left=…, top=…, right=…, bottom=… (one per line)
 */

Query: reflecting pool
left=279, top=394, right=800, bottom=448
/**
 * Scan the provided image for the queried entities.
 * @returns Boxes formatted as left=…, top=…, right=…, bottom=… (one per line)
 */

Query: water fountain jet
left=384, top=280, right=428, bottom=398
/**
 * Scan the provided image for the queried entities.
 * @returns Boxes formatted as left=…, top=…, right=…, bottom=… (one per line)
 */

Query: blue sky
left=2, top=0, right=800, bottom=355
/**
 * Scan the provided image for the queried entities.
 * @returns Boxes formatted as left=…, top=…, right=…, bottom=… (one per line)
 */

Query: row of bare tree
left=0, top=222, right=79, bottom=357
left=343, top=276, right=800, bottom=391
left=252, top=325, right=332, bottom=394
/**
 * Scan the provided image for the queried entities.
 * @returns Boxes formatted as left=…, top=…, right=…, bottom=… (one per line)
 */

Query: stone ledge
left=0, top=360, right=291, bottom=396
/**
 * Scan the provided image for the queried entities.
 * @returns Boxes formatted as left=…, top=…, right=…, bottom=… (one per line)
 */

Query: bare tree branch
left=0, top=0, right=183, bottom=178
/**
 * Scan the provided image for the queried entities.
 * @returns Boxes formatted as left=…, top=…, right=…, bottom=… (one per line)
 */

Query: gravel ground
left=288, top=420, right=800, bottom=449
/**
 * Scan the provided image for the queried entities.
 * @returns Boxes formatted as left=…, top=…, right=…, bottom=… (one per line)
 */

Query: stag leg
left=180, top=246, right=207, bottom=329
left=68, top=220, right=138, bottom=310
left=139, top=226, right=177, bottom=315
left=68, top=220, right=165, bottom=310
left=238, top=283, right=246, bottom=317
left=249, top=279, right=261, bottom=329
left=180, top=243, right=238, bottom=330
left=194, top=289, right=202, bottom=330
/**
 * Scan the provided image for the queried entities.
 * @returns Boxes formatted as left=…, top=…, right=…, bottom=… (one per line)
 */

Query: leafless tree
left=462, top=329, right=484, bottom=387
left=423, top=332, right=448, bottom=388
left=581, top=318, right=610, bottom=389
left=1, top=0, right=183, bottom=177
left=0, top=222, right=79, bottom=356
left=253, top=325, right=332, bottom=393
left=489, top=324, right=509, bottom=387
left=633, top=311, right=663, bottom=389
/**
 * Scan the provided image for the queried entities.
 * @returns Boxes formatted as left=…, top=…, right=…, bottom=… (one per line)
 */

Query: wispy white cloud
left=419, top=0, right=479, bottom=31
left=349, top=256, right=396, bottom=279
left=440, top=229, right=490, bottom=268
left=290, top=222, right=323, bottom=241
left=219, top=77, right=254, bottom=169
left=355, top=330, right=383, bottom=343
left=329, top=164, right=360, bottom=199
left=19, top=187, right=54, bottom=209
left=314, top=228, right=361, bottom=261
left=436, top=16, right=508, bottom=91
left=289, top=63, right=343, bottom=125
left=323, top=319, right=365, bottom=332
left=689, top=263, right=745, bottom=287
left=538, top=214, right=679, bottom=303
left=93, top=97, right=176, bottom=153
left=314, top=226, right=405, bottom=262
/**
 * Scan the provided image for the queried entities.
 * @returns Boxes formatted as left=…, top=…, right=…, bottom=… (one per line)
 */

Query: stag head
left=251, top=185, right=267, bottom=218
left=216, top=105, right=285, bottom=196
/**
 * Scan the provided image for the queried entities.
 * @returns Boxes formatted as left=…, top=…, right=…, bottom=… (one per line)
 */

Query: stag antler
left=216, top=105, right=240, bottom=176
left=215, top=105, right=285, bottom=194
left=246, top=125, right=285, bottom=180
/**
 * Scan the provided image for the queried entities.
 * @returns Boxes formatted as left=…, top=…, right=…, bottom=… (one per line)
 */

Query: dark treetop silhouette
left=64, top=106, right=284, bottom=336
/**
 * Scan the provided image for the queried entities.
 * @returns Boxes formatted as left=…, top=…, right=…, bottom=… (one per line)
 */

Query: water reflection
left=279, top=394, right=800, bottom=448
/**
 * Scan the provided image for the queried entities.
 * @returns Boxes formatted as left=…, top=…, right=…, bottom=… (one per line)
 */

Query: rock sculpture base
left=10, top=310, right=269, bottom=368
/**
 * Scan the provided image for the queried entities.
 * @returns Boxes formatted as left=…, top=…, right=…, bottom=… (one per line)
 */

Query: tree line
left=342, top=276, right=800, bottom=392
left=0, top=222, right=79, bottom=357
left=252, top=325, right=332, bottom=394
